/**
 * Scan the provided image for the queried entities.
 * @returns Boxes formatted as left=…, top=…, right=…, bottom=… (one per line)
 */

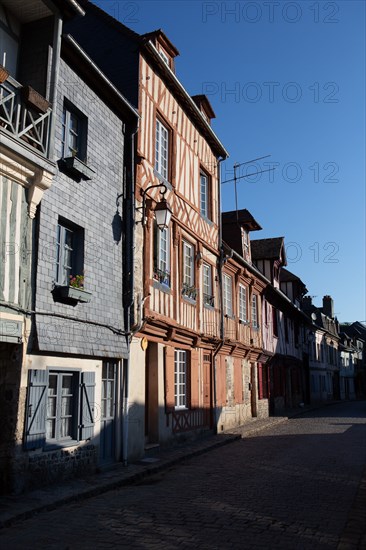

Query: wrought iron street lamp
left=139, top=183, right=172, bottom=230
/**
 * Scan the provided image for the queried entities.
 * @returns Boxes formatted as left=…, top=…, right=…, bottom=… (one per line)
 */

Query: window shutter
left=190, top=349, right=199, bottom=409
left=164, top=346, right=175, bottom=412
left=24, top=369, right=47, bottom=450
left=80, top=371, right=95, bottom=440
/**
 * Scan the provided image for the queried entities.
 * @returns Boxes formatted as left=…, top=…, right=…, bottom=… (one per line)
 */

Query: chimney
left=322, top=295, right=334, bottom=318
left=302, top=296, right=312, bottom=310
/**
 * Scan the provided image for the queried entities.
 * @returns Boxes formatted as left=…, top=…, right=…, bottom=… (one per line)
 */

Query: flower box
left=63, top=156, right=95, bottom=181
left=0, top=64, right=9, bottom=83
left=21, top=85, right=50, bottom=113
left=54, top=285, right=92, bottom=303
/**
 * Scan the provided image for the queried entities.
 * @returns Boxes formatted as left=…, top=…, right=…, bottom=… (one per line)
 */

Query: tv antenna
left=221, top=155, right=276, bottom=222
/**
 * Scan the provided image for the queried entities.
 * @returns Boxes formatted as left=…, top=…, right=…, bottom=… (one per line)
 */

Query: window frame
left=182, top=240, right=196, bottom=300
left=46, top=371, right=78, bottom=444
left=200, top=170, right=210, bottom=220
left=223, top=273, right=233, bottom=317
left=55, top=219, right=84, bottom=288
left=202, top=263, right=214, bottom=307
left=238, top=284, right=247, bottom=322
left=252, top=294, right=258, bottom=328
left=174, top=349, right=188, bottom=409
left=154, top=223, right=171, bottom=288
left=155, top=117, right=170, bottom=181
left=61, top=101, right=87, bottom=162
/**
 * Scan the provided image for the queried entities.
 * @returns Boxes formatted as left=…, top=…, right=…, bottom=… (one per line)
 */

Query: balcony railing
left=0, top=79, right=52, bottom=156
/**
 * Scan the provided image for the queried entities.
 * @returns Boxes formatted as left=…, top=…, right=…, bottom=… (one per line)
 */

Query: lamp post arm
left=140, top=183, right=168, bottom=225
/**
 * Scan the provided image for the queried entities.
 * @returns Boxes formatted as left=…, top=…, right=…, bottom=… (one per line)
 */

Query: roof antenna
left=222, top=155, right=275, bottom=223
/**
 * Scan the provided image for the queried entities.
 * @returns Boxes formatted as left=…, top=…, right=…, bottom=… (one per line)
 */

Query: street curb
left=0, top=433, right=240, bottom=529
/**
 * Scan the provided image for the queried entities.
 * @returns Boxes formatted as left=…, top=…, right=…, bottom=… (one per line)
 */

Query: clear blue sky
left=95, top=0, right=365, bottom=323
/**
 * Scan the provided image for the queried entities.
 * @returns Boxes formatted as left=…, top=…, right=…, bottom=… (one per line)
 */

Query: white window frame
left=155, top=118, right=169, bottom=180
left=252, top=294, right=258, bottom=328
left=61, top=104, right=86, bottom=161
left=154, top=225, right=170, bottom=286
left=223, top=274, right=233, bottom=317
left=174, top=349, right=188, bottom=409
left=159, top=48, right=170, bottom=66
left=183, top=241, right=194, bottom=288
left=238, top=284, right=247, bottom=322
left=203, top=263, right=214, bottom=307
left=242, top=228, right=249, bottom=257
left=46, top=371, right=76, bottom=442
left=200, top=171, right=209, bottom=218
left=56, top=224, right=74, bottom=286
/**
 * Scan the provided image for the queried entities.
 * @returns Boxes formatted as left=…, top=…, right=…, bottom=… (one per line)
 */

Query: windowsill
left=239, top=319, right=250, bottom=325
left=153, top=280, right=171, bottom=294
left=153, top=169, right=173, bottom=190
left=201, top=215, right=214, bottom=226
left=203, top=303, right=215, bottom=310
left=44, top=439, right=79, bottom=451
left=224, top=314, right=235, bottom=320
left=174, top=406, right=189, bottom=411
left=58, top=156, right=95, bottom=181
left=52, top=285, right=92, bottom=304
left=182, top=295, right=197, bottom=305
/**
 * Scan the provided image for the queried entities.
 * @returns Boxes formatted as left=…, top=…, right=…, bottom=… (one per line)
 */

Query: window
left=25, top=369, right=95, bottom=449
left=47, top=372, right=76, bottom=442
left=62, top=103, right=87, bottom=161
left=223, top=274, right=233, bottom=317
left=155, top=118, right=169, bottom=180
left=238, top=284, right=247, bottom=322
left=252, top=294, right=258, bottom=328
left=242, top=228, right=249, bottom=258
left=159, top=48, right=170, bottom=66
left=55, top=220, right=84, bottom=287
left=174, top=349, right=188, bottom=408
left=182, top=241, right=196, bottom=299
left=154, top=224, right=170, bottom=287
left=272, top=307, right=278, bottom=337
left=284, top=316, right=289, bottom=342
left=203, top=263, right=214, bottom=307
left=200, top=171, right=210, bottom=219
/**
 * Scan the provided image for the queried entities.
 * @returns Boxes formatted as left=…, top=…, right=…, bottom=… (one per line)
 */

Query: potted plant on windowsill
left=54, top=274, right=92, bottom=303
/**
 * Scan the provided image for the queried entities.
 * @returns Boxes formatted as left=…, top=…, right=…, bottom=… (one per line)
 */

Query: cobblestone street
left=1, top=401, right=365, bottom=549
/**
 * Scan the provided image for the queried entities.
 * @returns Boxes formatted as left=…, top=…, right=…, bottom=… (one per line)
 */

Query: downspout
left=212, top=156, right=226, bottom=434
left=48, top=12, right=63, bottom=159
left=122, top=120, right=139, bottom=466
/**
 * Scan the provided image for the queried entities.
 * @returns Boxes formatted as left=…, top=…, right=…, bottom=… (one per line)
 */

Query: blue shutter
left=24, top=369, right=47, bottom=449
left=80, top=372, right=95, bottom=440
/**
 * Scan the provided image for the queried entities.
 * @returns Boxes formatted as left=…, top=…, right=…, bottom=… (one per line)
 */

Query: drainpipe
left=122, top=121, right=139, bottom=466
left=48, top=12, right=63, bottom=159
left=212, top=156, right=226, bottom=433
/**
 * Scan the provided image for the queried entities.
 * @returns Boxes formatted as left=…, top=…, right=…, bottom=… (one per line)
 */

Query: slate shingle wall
left=35, top=58, right=128, bottom=357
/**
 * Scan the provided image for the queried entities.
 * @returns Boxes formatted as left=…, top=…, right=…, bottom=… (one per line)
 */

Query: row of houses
left=0, top=0, right=364, bottom=494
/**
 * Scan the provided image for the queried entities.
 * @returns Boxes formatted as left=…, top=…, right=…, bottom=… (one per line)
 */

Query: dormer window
left=242, top=228, right=250, bottom=260
left=159, top=47, right=170, bottom=66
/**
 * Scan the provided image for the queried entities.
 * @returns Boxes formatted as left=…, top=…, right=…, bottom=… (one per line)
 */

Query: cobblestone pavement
left=1, top=401, right=365, bottom=549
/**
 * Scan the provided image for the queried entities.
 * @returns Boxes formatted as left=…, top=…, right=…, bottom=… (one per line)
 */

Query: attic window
left=159, top=48, right=170, bottom=66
